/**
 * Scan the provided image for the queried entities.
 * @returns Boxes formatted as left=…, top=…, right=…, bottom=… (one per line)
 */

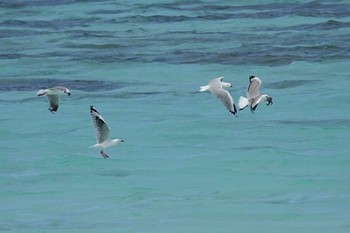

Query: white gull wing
left=91, top=110, right=110, bottom=144
left=247, top=76, right=261, bottom=99
left=213, top=88, right=237, bottom=114
left=47, top=94, right=60, bottom=112
left=199, top=77, right=225, bottom=92
left=51, top=86, right=70, bottom=93
left=37, top=86, right=71, bottom=113
left=208, top=76, right=225, bottom=89
left=212, top=87, right=237, bottom=115
left=250, top=95, right=262, bottom=111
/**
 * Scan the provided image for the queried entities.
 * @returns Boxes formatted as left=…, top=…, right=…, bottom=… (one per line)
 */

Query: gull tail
left=199, top=85, right=210, bottom=92
left=238, top=96, right=250, bottom=110
left=37, top=89, right=48, bottom=96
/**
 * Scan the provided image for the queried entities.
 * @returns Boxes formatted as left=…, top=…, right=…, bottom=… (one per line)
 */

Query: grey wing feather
left=247, top=78, right=261, bottom=99
left=214, top=88, right=235, bottom=112
left=47, top=94, right=60, bottom=112
left=52, top=86, right=69, bottom=92
left=91, top=111, right=110, bottom=144
left=250, top=96, right=261, bottom=109
left=209, top=77, right=223, bottom=88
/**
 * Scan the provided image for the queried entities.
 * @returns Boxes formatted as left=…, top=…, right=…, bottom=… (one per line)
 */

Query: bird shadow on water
left=94, top=170, right=131, bottom=178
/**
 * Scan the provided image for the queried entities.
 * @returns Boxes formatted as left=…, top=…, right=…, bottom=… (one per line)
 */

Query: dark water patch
left=95, top=170, right=130, bottom=178
left=88, top=9, right=125, bottom=15
left=62, top=29, right=117, bottom=39
left=148, top=50, right=299, bottom=66
left=0, top=1, right=26, bottom=8
left=0, top=0, right=105, bottom=8
left=267, top=80, right=320, bottom=89
left=0, top=97, right=37, bottom=104
left=131, top=2, right=350, bottom=18
left=0, top=18, right=96, bottom=30
left=0, top=29, right=51, bottom=38
left=12, top=41, right=348, bottom=66
left=112, top=91, right=163, bottom=99
left=261, top=195, right=317, bottom=205
left=0, top=53, right=23, bottom=59
left=287, top=20, right=350, bottom=31
left=0, top=78, right=127, bottom=92
left=106, top=2, right=350, bottom=24
left=232, top=146, right=276, bottom=151
left=61, top=42, right=125, bottom=49
left=76, top=91, right=164, bottom=101
left=276, top=119, right=350, bottom=127
left=105, top=15, right=191, bottom=24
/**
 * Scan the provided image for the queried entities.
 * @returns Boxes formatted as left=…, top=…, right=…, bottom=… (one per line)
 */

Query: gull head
left=111, top=139, right=124, bottom=146
left=222, top=82, right=232, bottom=88
left=64, top=89, right=71, bottom=96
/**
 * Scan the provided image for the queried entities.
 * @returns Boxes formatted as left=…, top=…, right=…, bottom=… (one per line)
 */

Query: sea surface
left=1, top=0, right=350, bottom=232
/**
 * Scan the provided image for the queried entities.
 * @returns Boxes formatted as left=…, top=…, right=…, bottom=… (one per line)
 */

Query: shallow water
left=1, top=1, right=350, bottom=232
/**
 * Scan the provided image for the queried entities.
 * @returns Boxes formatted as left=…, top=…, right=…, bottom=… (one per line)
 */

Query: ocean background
left=1, top=0, right=350, bottom=232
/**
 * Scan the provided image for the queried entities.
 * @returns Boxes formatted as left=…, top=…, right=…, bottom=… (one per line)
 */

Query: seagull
left=90, top=105, right=124, bottom=159
left=199, top=76, right=237, bottom=116
left=37, top=86, right=71, bottom=113
left=238, top=76, right=273, bottom=113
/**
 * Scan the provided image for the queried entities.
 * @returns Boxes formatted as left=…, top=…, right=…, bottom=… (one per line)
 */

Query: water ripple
left=0, top=78, right=127, bottom=92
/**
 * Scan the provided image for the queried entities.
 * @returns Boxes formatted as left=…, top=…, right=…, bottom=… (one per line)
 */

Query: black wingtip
left=90, top=105, right=100, bottom=114
left=90, top=105, right=96, bottom=113
left=229, top=110, right=239, bottom=117
left=250, top=105, right=258, bottom=113
left=249, top=75, right=256, bottom=82
left=229, top=104, right=238, bottom=117
left=49, top=108, right=56, bottom=114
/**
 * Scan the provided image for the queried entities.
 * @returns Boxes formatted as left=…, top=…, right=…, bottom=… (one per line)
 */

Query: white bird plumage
left=90, top=105, right=124, bottom=159
left=199, top=76, right=237, bottom=116
left=238, top=76, right=273, bottom=113
left=37, top=86, right=71, bottom=113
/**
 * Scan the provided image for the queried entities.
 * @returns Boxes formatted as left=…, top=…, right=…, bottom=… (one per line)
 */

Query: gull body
left=90, top=105, right=124, bottom=159
left=37, top=86, right=71, bottom=113
left=199, top=77, right=237, bottom=116
left=238, top=76, right=273, bottom=113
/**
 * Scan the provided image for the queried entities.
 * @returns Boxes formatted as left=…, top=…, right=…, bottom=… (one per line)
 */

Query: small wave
left=0, top=78, right=127, bottom=92
left=276, top=119, right=350, bottom=127
left=95, top=170, right=130, bottom=178
left=286, top=20, right=350, bottom=31
left=0, top=18, right=96, bottom=30
left=266, top=80, right=320, bottom=89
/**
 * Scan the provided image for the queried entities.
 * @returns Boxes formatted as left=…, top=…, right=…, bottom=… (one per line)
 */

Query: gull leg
left=100, top=150, right=109, bottom=159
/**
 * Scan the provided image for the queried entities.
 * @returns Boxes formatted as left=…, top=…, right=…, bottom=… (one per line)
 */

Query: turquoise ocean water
left=1, top=1, right=350, bottom=232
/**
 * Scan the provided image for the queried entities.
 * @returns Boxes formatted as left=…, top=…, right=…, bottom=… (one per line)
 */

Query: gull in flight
left=238, top=76, right=273, bottom=113
left=90, top=105, right=124, bottom=159
left=37, top=86, right=71, bottom=113
left=199, top=76, right=237, bottom=116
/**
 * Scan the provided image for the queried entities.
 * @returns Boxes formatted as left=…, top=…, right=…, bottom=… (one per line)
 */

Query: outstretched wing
left=47, top=94, right=60, bottom=112
left=213, top=87, right=236, bottom=114
left=91, top=110, right=110, bottom=144
left=209, top=76, right=224, bottom=89
left=247, top=76, right=261, bottom=99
